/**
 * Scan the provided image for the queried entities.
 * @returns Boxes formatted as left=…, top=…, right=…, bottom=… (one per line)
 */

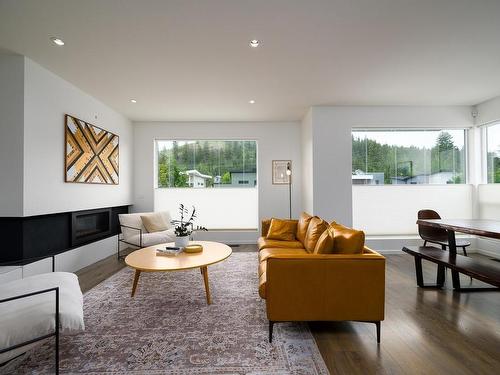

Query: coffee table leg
left=201, top=266, right=211, bottom=305
left=131, top=270, right=141, bottom=297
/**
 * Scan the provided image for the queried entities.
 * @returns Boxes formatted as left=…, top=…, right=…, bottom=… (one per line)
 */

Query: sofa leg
left=269, top=321, right=274, bottom=343
left=375, top=321, right=381, bottom=344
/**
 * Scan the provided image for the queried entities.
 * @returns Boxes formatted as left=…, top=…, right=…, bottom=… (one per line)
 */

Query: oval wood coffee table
left=124, top=241, right=232, bottom=304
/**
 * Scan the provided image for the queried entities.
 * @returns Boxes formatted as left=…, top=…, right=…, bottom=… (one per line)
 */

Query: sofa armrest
left=265, top=252, right=385, bottom=322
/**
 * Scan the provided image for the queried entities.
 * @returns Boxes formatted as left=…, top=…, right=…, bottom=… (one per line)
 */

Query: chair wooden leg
left=462, top=246, right=468, bottom=256
left=269, top=321, right=274, bottom=343
left=423, top=240, right=427, bottom=247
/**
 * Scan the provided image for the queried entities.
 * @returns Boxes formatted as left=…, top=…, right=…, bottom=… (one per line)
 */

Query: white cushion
left=0, top=272, right=84, bottom=364
left=119, top=211, right=172, bottom=241
left=128, top=228, right=176, bottom=247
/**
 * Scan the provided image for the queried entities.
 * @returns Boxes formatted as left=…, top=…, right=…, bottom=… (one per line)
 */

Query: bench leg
left=436, top=265, right=445, bottom=287
left=415, top=257, right=424, bottom=287
left=451, top=270, right=461, bottom=289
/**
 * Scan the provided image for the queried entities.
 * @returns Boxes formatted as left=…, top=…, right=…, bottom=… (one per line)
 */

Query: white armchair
left=117, top=211, right=176, bottom=258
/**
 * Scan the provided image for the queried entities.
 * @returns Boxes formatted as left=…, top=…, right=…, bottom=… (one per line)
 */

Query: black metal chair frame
left=117, top=224, right=143, bottom=259
left=0, top=287, right=60, bottom=374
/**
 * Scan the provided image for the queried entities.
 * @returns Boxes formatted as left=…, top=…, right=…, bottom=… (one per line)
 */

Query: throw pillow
left=330, top=222, right=365, bottom=254
left=141, top=212, right=169, bottom=233
left=266, top=218, right=298, bottom=241
left=296, top=212, right=313, bottom=244
left=313, top=226, right=335, bottom=254
left=303, top=216, right=328, bottom=253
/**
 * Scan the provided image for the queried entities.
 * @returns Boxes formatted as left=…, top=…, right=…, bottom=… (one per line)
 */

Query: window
left=157, top=140, right=257, bottom=188
left=352, top=129, right=466, bottom=185
left=155, top=140, right=258, bottom=230
left=486, top=123, right=500, bottom=183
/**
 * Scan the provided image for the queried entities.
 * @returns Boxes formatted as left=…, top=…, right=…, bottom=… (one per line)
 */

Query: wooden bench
left=402, top=246, right=500, bottom=290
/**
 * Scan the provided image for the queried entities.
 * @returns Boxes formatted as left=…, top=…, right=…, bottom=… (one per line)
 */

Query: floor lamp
left=286, top=162, right=292, bottom=219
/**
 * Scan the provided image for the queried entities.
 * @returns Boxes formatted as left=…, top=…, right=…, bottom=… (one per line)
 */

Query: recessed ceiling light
left=130, top=99, right=137, bottom=103
left=50, top=37, right=65, bottom=46
left=249, top=39, right=260, bottom=48
left=249, top=99, right=256, bottom=104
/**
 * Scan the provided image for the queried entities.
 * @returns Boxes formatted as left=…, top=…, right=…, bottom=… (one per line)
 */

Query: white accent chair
left=117, top=211, right=176, bottom=258
left=0, top=272, right=84, bottom=373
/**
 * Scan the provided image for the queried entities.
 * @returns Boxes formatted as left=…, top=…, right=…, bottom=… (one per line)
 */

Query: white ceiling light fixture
left=50, top=37, right=65, bottom=46
left=248, top=99, right=256, bottom=104
left=130, top=99, right=137, bottom=103
left=249, top=39, right=260, bottom=48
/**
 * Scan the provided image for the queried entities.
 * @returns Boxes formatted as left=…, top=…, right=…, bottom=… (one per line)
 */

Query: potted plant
left=171, top=204, right=207, bottom=248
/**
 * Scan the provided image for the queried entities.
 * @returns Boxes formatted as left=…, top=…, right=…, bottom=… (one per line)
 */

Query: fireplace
left=71, top=208, right=111, bottom=246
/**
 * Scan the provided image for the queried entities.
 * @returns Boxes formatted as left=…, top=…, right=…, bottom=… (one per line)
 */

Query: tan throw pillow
left=296, top=212, right=313, bottom=244
left=313, top=226, right=335, bottom=254
left=266, top=218, right=298, bottom=241
left=304, top=216, right=328, bottom=253
left=141, top=212, right=169, bottom=233
left=330, top=222, right=365, bottom=254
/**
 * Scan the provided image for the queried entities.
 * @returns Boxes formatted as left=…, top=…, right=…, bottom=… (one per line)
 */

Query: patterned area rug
left=4, top=252, right=328, bottom=374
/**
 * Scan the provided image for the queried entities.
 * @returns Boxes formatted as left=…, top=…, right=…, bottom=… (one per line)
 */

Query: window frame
left=483, top=121, right=500, bottom=184
left=154, top=138, right=259, bottom=189
left=351, top=127, right=469, bottom=186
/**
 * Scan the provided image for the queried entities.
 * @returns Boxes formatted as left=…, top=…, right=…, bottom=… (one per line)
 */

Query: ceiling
left=1, top=0, right=499, bottom=122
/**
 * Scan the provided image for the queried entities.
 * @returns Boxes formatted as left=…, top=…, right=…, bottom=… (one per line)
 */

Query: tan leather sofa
left=258, top=215, right=385, bottom=343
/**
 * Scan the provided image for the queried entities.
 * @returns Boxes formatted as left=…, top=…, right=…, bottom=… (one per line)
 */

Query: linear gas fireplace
left=0, top=205, right=129, bottom=264
left=71, top=208, right=111, bottom=247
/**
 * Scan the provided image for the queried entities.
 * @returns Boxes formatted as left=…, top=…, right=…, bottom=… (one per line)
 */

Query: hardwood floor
left=76, top=248, right=500, bottom=375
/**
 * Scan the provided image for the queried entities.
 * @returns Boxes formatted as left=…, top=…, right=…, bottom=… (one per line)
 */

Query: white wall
left=22, top=58, right=133, bottom=216
left=133, top=121, right=302, bottom=242
left=353, top=185, right=474, bottom=235
left=0, top=54, right=24, bottom=216
left=475, top=95, right=500, bottom=125
left=301, top=108, right=313, bottom=214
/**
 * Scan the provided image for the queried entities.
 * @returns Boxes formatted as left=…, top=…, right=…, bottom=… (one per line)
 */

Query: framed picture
left=272, top=160, right=291, bottom=184
left=65, top=114, right=119, bottom=184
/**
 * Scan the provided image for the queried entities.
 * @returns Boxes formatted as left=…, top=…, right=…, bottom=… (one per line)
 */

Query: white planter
left=175, top=236, right=190, bottom=248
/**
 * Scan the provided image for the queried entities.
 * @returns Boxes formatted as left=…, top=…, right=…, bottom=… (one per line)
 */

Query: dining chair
left=417, top=209, right=470, bottom=256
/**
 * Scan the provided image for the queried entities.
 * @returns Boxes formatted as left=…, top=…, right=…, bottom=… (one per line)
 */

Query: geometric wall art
left=65, top=114, right=119, bottom=184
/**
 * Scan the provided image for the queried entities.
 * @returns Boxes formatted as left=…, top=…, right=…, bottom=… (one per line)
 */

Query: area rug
left=4, top=252, right=328, bottom=374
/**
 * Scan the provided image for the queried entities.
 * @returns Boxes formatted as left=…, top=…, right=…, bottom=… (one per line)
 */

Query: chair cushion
left=0, top=272, right=84, bottom=364
left=259, top=248, right=308, bottom=263
left=330, top=222, right=365, bottom=254
left=296, top=212, right=313, bottom=244
left=257, top=237, right=305, bottom=251
left=128, top=228, right=176, bottom=247
left=141, top=212, right=170, bottom=233
left=266, top=218, right=298, bottom=241
left=313, top=226, right=335, bottom=254
left=303, top=216, right=328, bottom=253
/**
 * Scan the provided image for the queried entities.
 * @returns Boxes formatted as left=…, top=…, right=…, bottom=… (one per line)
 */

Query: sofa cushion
left=141, top=212, right=170, bottom=233
left=330, top=222, right=365, bottom=254
left=259, top=248, right=308, bottom=263
left=257, top=237, right=304, bottom=251
left=296, top=212, right=313, bottom=244
left=261, top=218, right=272, bottom=237
left=266, top=218, right=298, bottom=241
left=313, top=226, right=335, bottom=254
left=303, top=216, right=328, bottom=253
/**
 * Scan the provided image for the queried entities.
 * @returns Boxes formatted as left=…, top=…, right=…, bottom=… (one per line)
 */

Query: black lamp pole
left=286, top=162, right=292, bottom=219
